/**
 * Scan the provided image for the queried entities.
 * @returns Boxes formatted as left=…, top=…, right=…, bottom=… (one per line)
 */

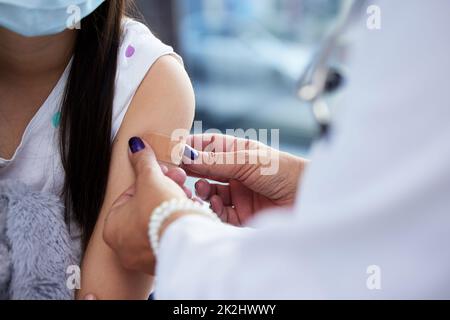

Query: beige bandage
left=143, top=132, right=185, bottom=166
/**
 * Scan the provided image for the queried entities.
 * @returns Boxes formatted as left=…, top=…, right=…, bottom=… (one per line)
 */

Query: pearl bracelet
left=148, top=199, right=221, bottom=256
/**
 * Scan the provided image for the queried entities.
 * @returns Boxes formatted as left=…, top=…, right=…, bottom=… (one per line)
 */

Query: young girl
left=0, top=0, right=194, bottom=299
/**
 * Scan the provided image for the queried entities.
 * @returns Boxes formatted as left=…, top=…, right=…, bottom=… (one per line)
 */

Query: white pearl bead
left=148, top=199, right=222, bottom=257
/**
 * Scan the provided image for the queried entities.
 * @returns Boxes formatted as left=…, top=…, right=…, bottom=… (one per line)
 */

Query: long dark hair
left=60, top=0, right=132, bottom=248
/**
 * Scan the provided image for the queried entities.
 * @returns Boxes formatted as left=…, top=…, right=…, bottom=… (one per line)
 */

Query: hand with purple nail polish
left=103, top=137, right=198, bottom=275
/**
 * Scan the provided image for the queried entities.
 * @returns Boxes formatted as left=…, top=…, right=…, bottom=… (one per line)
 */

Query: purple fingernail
left=129, top=137, right=145, bottom=154
left=184, top=145, right=199, bottom=160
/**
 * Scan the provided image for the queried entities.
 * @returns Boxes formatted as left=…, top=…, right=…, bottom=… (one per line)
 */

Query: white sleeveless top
left=0, top=19, right=180, bottom=196
left=0, top=19, right=180, bottom=251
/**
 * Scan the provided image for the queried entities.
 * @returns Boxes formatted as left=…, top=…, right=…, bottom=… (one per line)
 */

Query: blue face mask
left=0, top=0, right=105, bottom=37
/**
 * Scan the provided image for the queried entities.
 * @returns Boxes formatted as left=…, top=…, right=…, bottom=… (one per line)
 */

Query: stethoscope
left=297, top=0, right=363, bottom=138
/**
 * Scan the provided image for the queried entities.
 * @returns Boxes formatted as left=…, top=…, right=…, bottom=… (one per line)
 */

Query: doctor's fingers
left=199, top=180, right=254, bottom=222
left=195, top=179, right=231, bottom=203
left=209, top=195, right=238, bottom=225
left=187, top=134, right=262, bottom=154
left=210, top=195, right=250, bottom=226
left=183, top=149, right=262, bottom=182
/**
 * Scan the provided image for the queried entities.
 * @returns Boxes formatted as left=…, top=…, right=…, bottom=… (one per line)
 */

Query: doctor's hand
left=183, top=134, right=308, bottom=226
left=103, top=137, right=193, bottom=275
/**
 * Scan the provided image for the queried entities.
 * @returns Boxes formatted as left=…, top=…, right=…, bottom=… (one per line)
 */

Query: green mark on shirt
left=52, top=112, right=61, bottom=128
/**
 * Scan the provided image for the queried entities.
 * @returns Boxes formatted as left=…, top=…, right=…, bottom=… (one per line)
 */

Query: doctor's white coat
left=155, top=0, right=450, bottom=299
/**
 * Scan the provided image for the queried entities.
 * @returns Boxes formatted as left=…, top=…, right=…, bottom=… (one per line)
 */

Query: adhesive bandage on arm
left=143, top=132, right=186, bottom=166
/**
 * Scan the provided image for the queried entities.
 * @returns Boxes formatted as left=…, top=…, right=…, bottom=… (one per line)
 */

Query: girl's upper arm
left=77, top=55, right=195, bottom=300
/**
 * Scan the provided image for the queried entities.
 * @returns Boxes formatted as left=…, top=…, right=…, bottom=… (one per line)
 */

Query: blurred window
left=175, top=0, right=342, bottom=155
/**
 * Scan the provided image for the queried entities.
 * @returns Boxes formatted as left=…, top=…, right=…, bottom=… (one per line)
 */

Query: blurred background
left=135, top=0, right=343, bottom=157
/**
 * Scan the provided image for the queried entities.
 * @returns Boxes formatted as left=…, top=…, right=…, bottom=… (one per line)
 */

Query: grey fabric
left=0, top=180, right=79, bottom=300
